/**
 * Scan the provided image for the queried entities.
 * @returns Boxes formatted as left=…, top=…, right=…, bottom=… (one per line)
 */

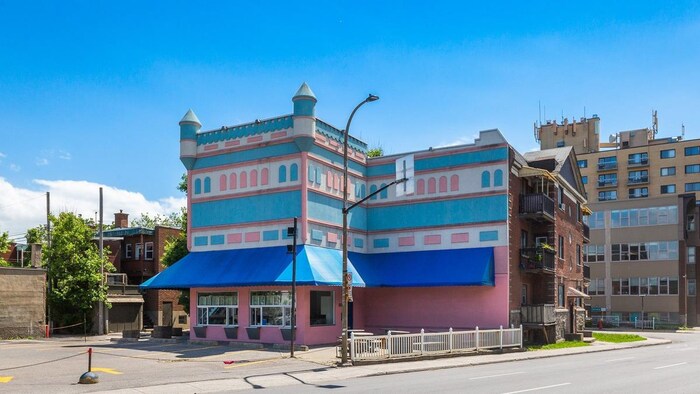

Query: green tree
left=160, top=179, right=190, bottom=313
left=130, top=211, right=184, bottom=229
left=0, top=231, right=10, bottom=267
left=367, top=147, right=384, bottom=158
left=178, top=173, right=187, bottom=193
left=45, top=212, right=114, bottom=331
left=26, top=225, right=47, bottom=245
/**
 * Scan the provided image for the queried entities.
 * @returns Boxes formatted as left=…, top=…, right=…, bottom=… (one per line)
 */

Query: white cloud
left=0, top=152, right=6, bottom=159
left=9, top=164, right=20, bottom=172
left=0, top=177, right=186, bottom=240
left=435, top=133, right=481, bottom=148
left=58, top=150, right=72, bottom=160
left=35, top=157, right=49, bottom=166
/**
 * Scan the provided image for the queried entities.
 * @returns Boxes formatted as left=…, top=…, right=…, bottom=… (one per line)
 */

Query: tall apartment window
left=629, top=187, right=648, bottom=199
left=598, top=173, right=617, bottom=187
left=628, top=170, right=648, bottom=184
left=584, top=245, right=604, bottom=262
left=145, top=242, right=154, bottom=260
left=686, top=164, right=700, bottom=174
left=310, top=291, right=334, bottom=326
left=135, top=243, right=142, bottom=260
left=250, top=291, right=291, bottom=326
left=578, top=159, right=588, bottom=168
left=661, top=184, right=676, bottom=194
left=558, top=187, right=565, bottom=209
left=598, top=191, right=617, bottom=201
left=576, top=244, right=581, bottom=266
left=688, top=247, right=696, bottom=264
left=585, top=211, right=605, bottom=229
left=689, top=279, right=697, bottom=296
left=558, top=236, right=564, bottom=259
left=660, top=149, right=676, bottom=159
left=685, top=182, right=700, bottom=192
left=558, top=284, right=565, bottom=307
left=597, top=156, right=617, bottom=170
left=688, top=215, right=696, bottom=231
left=660, top=167, right=676, bottom=176
left=197, top=292, right=238, bottom=326
left=628, top=152, right=648, bottom=165
left=582, top=176, right=588, bottom=184
left=685, top=146, right=700, bottom=156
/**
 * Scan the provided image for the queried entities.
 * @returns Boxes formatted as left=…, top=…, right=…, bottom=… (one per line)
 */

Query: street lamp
left=341, top=94, right=379, bottom=365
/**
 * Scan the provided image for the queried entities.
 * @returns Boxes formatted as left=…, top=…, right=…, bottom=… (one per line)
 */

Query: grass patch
left=593, top=332, right=646, bottom=343
left=528, top=341, right=590, bottom=351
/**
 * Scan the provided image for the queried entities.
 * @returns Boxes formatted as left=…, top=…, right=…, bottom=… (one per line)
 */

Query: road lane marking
left=606, top=357, right=635, bottom=362
left=0, top=376, right=13, bottom=383
left=224, top=359, right=277, bottom=369
left=470, top=372, right=525, bottom=380
left=91, top=368, right=123, bottom=375
left=654, top=362, right=688, bottom=370
left=503, top=383, right=571, bottom=394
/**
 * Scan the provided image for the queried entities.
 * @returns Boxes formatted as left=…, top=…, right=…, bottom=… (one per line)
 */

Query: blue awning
left=349, top=247, right=494, bottom=287
left=140, top=245, right=366, bottom=290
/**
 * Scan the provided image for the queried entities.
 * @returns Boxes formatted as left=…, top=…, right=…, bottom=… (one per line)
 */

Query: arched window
left=240, top=171, right=248, bottom=188
left=250, top=169, right=258, bottom=187
left=380, top=183, right=388, bottom=199
left=494, top=169, right=503, bottom=187
left=428, top=178, right=437, bottom=194
left=203, top=177, right=211, bottom=193
left=450, top=174, right=459, bottom=191
left=439, top=176, right=447, bottom=193
left=194, top=178, right=202, bottom=195
left=370, top=184, right=378, bottom=200
left=481, top=171, right=490, bottom=188
left=417, top=179, right=425, bottom=195
left=219, top=174, right=227, bottom=191
left=290, top=163, right=299, bottom=181
left=361, top=184, right=366, bottom=198
left=261, top=168, right=269, bottom=185
left=229, top=173, right=237, bottom=190
left=278, top=165, right=287, bottom=183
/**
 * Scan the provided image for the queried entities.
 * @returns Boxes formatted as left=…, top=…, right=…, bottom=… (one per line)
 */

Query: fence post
left=448, top=327, right=453, bottom=352
left=350, top=331, right=355, bottom=362
left=653, top=317, right=655, bottom=330
left=519, top=324, right=523, bottom=349
left=420, top=328, right=425, bottom=355
left=475, top=326, right=479, bottom=351
left=499, top=325, right=503, bottom=350
left=387, top=330, right=392, bottom=359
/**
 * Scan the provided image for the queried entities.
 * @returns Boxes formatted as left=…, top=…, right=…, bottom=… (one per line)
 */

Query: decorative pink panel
left=219, top=175, right=227, bottom=191
left=424, top=235, right=441, bottom=245
left=227, top=233, right=242, bottom=244
left=439, top=176, right=447, bottom=193
left=334, top=174, right=340, bottom=190
left=250, top=169, right=258, bottom=187
left=315, top=135, right=326, bottom=144
left=261, top=168, right=269, bottom=185
left=326, top=171, right=333, bottom=188
left=271, top=131, right=288, bottom=139
left=204, top=144, right=218, bottom=151
left=240, top=171, right=248, bottom=188
left=450, top=174, right=459, bottom=191
left=416, top=179, right=425, bottom=195
left=327, top=233, right=338, bottom=243
left=247, top=136, right=263, bottom=143
left=428, top=178, right=437, bottom=194
left=245, top=232, right=260, bottom=242
left=451, top=233, right=469, bottom=243
left=225, top=140, right=240, bottom=147
left=229, top=173, right=237, bottom=189
left=329, top=140, right=339, bottom=148
left=398, top=236, right=415, bottom=246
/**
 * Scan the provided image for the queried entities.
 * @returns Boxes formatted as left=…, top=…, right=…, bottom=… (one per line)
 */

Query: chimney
left=114, top=210, right=129, bottom=228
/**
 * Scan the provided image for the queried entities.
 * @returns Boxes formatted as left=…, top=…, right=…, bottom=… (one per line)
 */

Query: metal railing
left=520, top=247, right=556, bottom=272
left=521, top=304, right=556, bottom=324
left=627, top=176, right=649, bottom=185
left=348, top=326, right=522, bottom=362
left=597, top=162, right=618, bottom=171
left=628, top=158, right=649, bottom=167
left=583, top=264, right=591, bottom=280
left=519, top=194, right=555, bottom=219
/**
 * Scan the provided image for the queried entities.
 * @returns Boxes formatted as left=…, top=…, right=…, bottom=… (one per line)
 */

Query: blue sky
left=1, top=1, right=700, bottom=236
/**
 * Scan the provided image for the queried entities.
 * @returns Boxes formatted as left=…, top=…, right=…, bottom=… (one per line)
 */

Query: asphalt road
left=255, top=331, right=699, bottom=394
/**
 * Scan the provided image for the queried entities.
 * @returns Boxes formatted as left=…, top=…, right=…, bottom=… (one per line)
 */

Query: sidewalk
left=104, top=334, right=672, bottom=393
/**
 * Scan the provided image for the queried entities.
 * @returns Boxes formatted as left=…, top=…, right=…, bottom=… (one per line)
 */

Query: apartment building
left=538, top=117, right=699, bottom=326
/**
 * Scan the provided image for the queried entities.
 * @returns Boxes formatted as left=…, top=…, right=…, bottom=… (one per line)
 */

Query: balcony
left=521, top=304, right=556, bottom=325
left=627, top=158, right=649, bottom=167
left=519, top=194, right=555, bottom=222
left=627, top=176, right=649, bottom=185
left=583, top=264, right=591, bottom=282
left=582, top=223, right=590, bottom=243
left=106, top=273, right=141, bottom=295
left=597, top=162, right=618, bottom=171
left=520, top=247, right=556, bottom=273
left=597, top=180, right=618, bottom=189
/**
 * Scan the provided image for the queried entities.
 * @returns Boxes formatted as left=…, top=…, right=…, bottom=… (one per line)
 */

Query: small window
left=660, top=149, right=676, bottom=159
left=145, top=242, right=154, bottom=260
left=689, top=247, right=696, bottom=264
left=135, top=243, right=142, bottom=260
left=310, top=291, right=334, bottom=326
left=689, top=279, right=697, bottom=296
left=494, top=169, right=503, bottom=187
left=203, top=177, right=211, bottom=193
left=279, top=165, right=287, bottom=183
left=688, top=215, right=696, bottom=232
left=558, top=236, right=564, bottom=259
left=290, top=163, right=299, bottom=181
left=660, top=167, right=676, bottom=176
left=685, top=182, right=700, bottom=192
left=194, top=179, right=202, bottom=195
left=369, top=184, right=378, bottom=200
left=481, top=171, right=490, bottom=188
left=379, top=183, right=388, bottom=199
left=582, top=176, right=588, bottom=184
left=685, top=146, right=700, bottom=156
left=125, top=244, right=132, bottom=259
left=558, top=187, right=565, bottom=209
left=660, top=184, right=676, bottom=194
left=577, top=160, right=588, bottom=168
left=628, top=187, right=648, bottom=199
left=556, top=140, right=565, bottom=147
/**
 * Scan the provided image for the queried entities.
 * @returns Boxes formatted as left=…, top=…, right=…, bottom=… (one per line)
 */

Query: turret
left=179, top=109, right=201, bottom=170
left=292, top=83, right=317, bottom=144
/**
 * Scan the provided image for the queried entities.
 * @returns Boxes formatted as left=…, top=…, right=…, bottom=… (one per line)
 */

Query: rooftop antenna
left=538, top=100, right=542, bottom=126
left=651, top=109, right=658, bottom=138
left=583, top=106, right=586, bottom=119
left=682, top=123, right=685, bottom=138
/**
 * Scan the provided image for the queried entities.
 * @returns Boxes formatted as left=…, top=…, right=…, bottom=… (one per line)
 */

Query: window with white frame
left=197, top=292, right=238, bottom=326
left=688, top=247, right=696, bottom=264
left=611, top=276, right=678, bottom=296
left=145, top=242, right=154, bottom=260
left=310, top=291, right=334, bottom=326
left=125, top=244, right=132, bottom=259
left=135, top=243, right=142, bottom=260
left=250, top=291, right=291, bottom=326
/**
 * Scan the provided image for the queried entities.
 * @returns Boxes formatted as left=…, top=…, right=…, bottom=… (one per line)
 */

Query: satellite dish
left=608, top=134, right=617, bottom=143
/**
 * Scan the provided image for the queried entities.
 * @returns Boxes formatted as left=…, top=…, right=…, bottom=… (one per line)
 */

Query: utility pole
left=46, top=191, right=51, bottom=335
left=287, top=218, right=298, bottom=357
left=98, top=187, right=104, bottom=335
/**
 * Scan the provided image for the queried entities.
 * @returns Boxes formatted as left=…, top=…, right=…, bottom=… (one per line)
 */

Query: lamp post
left=341, top=94, right=379, bottom=365
left=640, top=294, right=646, bottom=330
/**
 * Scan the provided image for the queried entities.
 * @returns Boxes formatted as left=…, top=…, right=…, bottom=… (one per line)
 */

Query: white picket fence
left=349, top=326, right=522, bottom=362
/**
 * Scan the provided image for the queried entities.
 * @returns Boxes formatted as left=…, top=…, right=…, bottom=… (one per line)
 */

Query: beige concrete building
left=538, top=117, right=699, bottom=326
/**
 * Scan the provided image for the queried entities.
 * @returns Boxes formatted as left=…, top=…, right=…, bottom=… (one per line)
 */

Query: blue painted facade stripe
left=191, top=191, right=301, bottom=228
left=367, top=194, right=508, bottom=232
left=263, top=230, right=279, bottom=241
left=311, top=229, right=324, bottom=241
left=194, top=142, right=300, bottom=170
left=308, top=145, right=366, bottom=175
left=367, top=147, right=508, bottom=177
left=211, top=235, right=225, bottom=245
left=373, top=238, right=390, bottom=248
left=354, top=238, right=364, bottom=248
left=479, top=231, right=499, bottom=242
left=196, top=116, right=293, bottom=146
left=307, top=191, right=367, bottom=229
left=194, top=236, right=208, bottom=246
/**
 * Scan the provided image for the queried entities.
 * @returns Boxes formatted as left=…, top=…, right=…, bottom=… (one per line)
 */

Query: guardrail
left=348, top=326, right=522, bottom=362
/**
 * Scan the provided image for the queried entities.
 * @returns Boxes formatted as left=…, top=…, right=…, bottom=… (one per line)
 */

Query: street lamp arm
left=344, top=178, right=407, bottom=214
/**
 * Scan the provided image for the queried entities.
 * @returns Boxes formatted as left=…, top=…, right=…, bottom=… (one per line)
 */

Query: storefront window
left=197, top=292, right=238, bottom=326
left=310, top=291, right=335, bottom=326
left=250, top=291, right=292, bottom=326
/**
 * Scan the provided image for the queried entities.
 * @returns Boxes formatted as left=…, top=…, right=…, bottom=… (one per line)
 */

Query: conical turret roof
left=293, top=82, right=316, bottom=100
left=179, top=109, right=201, bottom=125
